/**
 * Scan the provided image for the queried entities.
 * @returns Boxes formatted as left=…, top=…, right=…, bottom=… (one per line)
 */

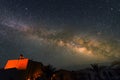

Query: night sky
left=0, top=0, right=120, bottom=69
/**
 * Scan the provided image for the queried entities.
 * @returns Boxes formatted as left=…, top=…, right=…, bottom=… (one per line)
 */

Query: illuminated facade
left=4, top=55, right=43, bottom=80
left=4, top=58, right=29, bottom=70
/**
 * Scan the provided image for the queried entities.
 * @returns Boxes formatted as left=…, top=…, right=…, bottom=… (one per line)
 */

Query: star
left=25, top=7, right=28, bottom=11
left=110, top=8, right=114, bottom=11
left=118, top=9, right=120, bottom=12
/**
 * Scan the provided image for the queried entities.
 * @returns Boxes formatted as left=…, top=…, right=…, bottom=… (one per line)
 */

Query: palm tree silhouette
left=42, top=64, right=56, bottom=80
left=90, top=64, right=104, bottom=80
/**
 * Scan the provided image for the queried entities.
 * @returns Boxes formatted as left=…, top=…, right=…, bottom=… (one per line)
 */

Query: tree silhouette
left=90, top=64, right=105, bottom=80
left=42, top=64, right=56, bottom=80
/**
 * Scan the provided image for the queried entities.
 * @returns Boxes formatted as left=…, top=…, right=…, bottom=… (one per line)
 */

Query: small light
left=27, top=78, right=30, bottom=80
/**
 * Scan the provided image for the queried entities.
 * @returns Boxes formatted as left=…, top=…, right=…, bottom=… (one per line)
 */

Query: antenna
left=19, top=54, right=24, bottom=59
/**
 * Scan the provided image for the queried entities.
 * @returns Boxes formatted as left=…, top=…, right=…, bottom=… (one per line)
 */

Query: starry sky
left=0, top=0, right=120, bottom=69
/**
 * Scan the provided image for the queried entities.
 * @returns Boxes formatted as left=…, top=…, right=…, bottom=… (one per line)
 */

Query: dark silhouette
left=90, top=64, right=104, bottom=80
left=42, top=64, right=56, bottom=80
left=36, top=77, right=44, bottom=80
left=0, top=57, right=120, bottom=80
left=19, top=54, right=24, bottom=59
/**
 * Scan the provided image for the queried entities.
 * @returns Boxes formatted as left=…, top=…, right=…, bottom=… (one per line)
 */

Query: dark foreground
left=0, top=61, right=120, bottom=80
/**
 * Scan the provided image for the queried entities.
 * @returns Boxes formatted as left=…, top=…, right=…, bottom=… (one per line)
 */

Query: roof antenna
left=19, top=54, right=24, bottom=59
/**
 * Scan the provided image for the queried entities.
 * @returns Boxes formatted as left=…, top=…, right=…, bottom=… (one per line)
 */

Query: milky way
left=0, top=20, right=120, bottom=69
left=0, top=0, right=120, bottom=69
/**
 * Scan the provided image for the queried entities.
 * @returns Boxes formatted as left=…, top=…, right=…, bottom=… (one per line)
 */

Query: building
left=1, top=55, right=44, bottom=80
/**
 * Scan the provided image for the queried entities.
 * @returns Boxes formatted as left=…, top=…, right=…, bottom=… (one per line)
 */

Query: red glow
left=4, top=59, right=28, bottom=70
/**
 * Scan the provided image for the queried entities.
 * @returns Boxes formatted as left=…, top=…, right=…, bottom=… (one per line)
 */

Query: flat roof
left=4, top=58, right=29, bottom=70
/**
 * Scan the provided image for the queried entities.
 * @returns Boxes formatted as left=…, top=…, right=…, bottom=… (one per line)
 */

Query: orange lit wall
left=4, top=59, right=29, bottom=70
